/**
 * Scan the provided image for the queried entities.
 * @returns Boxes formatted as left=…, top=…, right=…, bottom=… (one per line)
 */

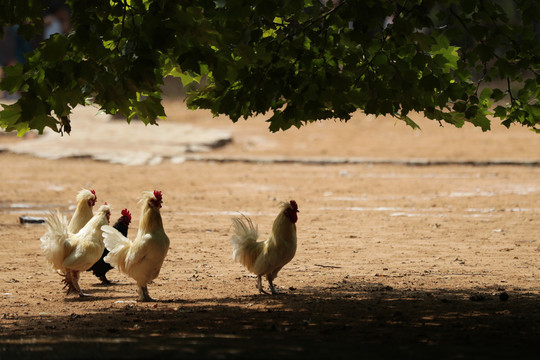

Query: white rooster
left=41, top=204, right=111, bottom=297
left=102, top=191, right=170, bottom=301
left=68, top=189, right=97, bottom=234
left=230, top=200, right=299, bottom=294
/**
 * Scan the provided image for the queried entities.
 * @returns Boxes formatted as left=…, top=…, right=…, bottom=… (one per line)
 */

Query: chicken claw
left=62, top=270, right=91, bottom=297
left=257, top=276, right=269, bottom=294
left=267, top=276, right=278, bottom=295
left=137, top=285, right=155, bottom=302
left=62, top=272, right=78, bottom=294
left=98, top=275, right=112, bottom=285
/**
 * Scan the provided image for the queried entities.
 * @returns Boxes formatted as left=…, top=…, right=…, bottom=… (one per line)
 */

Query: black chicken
left=87, top=208, right=131, bottom=284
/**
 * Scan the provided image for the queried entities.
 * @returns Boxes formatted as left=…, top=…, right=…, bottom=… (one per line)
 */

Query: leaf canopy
left=0, top=0, right=539, bottom=135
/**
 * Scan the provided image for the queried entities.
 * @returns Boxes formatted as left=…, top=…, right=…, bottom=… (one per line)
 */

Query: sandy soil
left=1, top=103, right=540, bottom=359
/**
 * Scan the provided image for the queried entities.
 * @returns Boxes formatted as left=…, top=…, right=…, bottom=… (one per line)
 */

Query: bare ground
left=1, top=104, right=540, bottom=359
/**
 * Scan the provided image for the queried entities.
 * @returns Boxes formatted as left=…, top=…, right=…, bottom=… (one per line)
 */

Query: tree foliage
left=0, top=0, right=539, bottom=135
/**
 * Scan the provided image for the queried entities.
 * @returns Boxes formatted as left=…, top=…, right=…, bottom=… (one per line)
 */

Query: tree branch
left=279, top=0, right=347, bottom=45
left=449, top=6, right=471, bottom=34
left=475, top=65, right=488, bottom=96
left=114, top=0, right=127, bottom=51
left=353, top=27, right=387, bottom=86
left=301, top=0, right=347, bottom=32
left=507, top=77, right=516, bottom=106
left=529, top=66, right=540, bottom=77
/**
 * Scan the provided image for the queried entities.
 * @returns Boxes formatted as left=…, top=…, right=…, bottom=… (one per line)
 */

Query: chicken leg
left=72, top=271, right=91, bottom=297
left=98, top=275, right=112, bottom=285
left=62, top=271, right=77, bottom=294
left=257, top=275, right=268, bottom=294
left=137, top=285, right=154, bottom=302
left=266, top=274, right=278, bottom=294
left=62, top=270, right=90, bottom=297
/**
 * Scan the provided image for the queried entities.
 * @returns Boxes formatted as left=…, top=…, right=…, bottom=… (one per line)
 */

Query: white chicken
left=40, top=204, right=111, bottom=297
left=102, top=191, right=170, bottom=301
left=68, top=189, right=97, bottom=234
left=230, top=200, right=299, bottom=294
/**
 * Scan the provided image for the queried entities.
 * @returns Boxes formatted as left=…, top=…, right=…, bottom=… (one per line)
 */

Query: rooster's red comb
left=120, top=209, right=131, bottom=224
left=153, top=190, right=163, bottom=203
left=121, top=208, right=132, bottom=222
left=90, top=189, right=96, bottom=199
left=290, top=200, right=298, bottom=211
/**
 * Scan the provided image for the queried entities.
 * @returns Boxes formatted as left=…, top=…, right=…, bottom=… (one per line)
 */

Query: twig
left=507, top=77, right=516, bottom=106
left=114, top=0, right=128, bottom=51
left=424, top=273, right=494, bottom=276
left=301, top=1, right=347, bottom=32
left=449, top=7, right=472, bottom=34
left=352, top=30, right=387, bottom=87
left=279, top=1, right=347, bottom=45
left=474, top=65, right=488, bottom=96
left=529, top=66, right=540, bottom=77
left=314, top=264, right=342, bottom=269
left=395, top=0, right=409, bottom=18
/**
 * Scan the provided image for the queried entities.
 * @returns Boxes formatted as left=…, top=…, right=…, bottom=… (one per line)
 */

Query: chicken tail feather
left=230, top=216, right=262, bottom=271
left=40, top=210, right=70, bottom=271
left=101, top=225, right=131, bottom=273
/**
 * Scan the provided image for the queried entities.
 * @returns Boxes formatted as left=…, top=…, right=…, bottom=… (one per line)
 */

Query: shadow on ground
left=2, top=282, right=539, bottom=359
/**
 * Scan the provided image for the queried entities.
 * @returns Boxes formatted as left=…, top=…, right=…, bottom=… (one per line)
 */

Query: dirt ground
left=1, top=103, right=540, bottom=359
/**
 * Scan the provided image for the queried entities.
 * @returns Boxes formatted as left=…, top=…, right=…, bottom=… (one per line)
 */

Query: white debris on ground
left=0, top=106, right=232, bottom=165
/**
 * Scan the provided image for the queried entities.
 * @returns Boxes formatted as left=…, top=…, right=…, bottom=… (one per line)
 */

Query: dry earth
left=1, top=102, right=540, bottom=359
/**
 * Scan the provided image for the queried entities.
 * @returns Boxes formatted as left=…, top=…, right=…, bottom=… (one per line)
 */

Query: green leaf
left=0, top=103, right=22, bottom=128
left=491, top=89, right=505, bottom=102
left=16, top=123, right=31, bottom=137
left=179, top=72, right=198, bottom=87
left=494, top=105, right=507, bottom=119
left=214, top=0, right=226, bottom=9
left=400, top=115, right=421, bottom=130
left=371, top=53, right=387, bottom=66
left=476, top=43, right=495, bottom=63
left=0, top=64, right=24, bottom=92
left=429, top=35, right=459, bottom=72
left=453, top=101, right=466, bottom=113
left=479, top=87, right=492, bottom=101
left=465, top=105, right=478, bottom=118
left=472, top=114, right=491, bottom=131
left=40, top=34, right=70, bottom=62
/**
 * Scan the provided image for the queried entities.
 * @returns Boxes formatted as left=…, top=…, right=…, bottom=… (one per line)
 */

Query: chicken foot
left=62, top=271, right=77, bottom=294
left=256, top=275, right=281, bottom=294
left=62, top=270, right=91, bottom=297
left=257, top=276, right=269, bottom=294
left=72, top=271, right=92, bottom=297
left=137, top=285, right=155, bottom=302
left=266, top=274, right=278, bottom=295
left=98, top=275, right=112, bottom=285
